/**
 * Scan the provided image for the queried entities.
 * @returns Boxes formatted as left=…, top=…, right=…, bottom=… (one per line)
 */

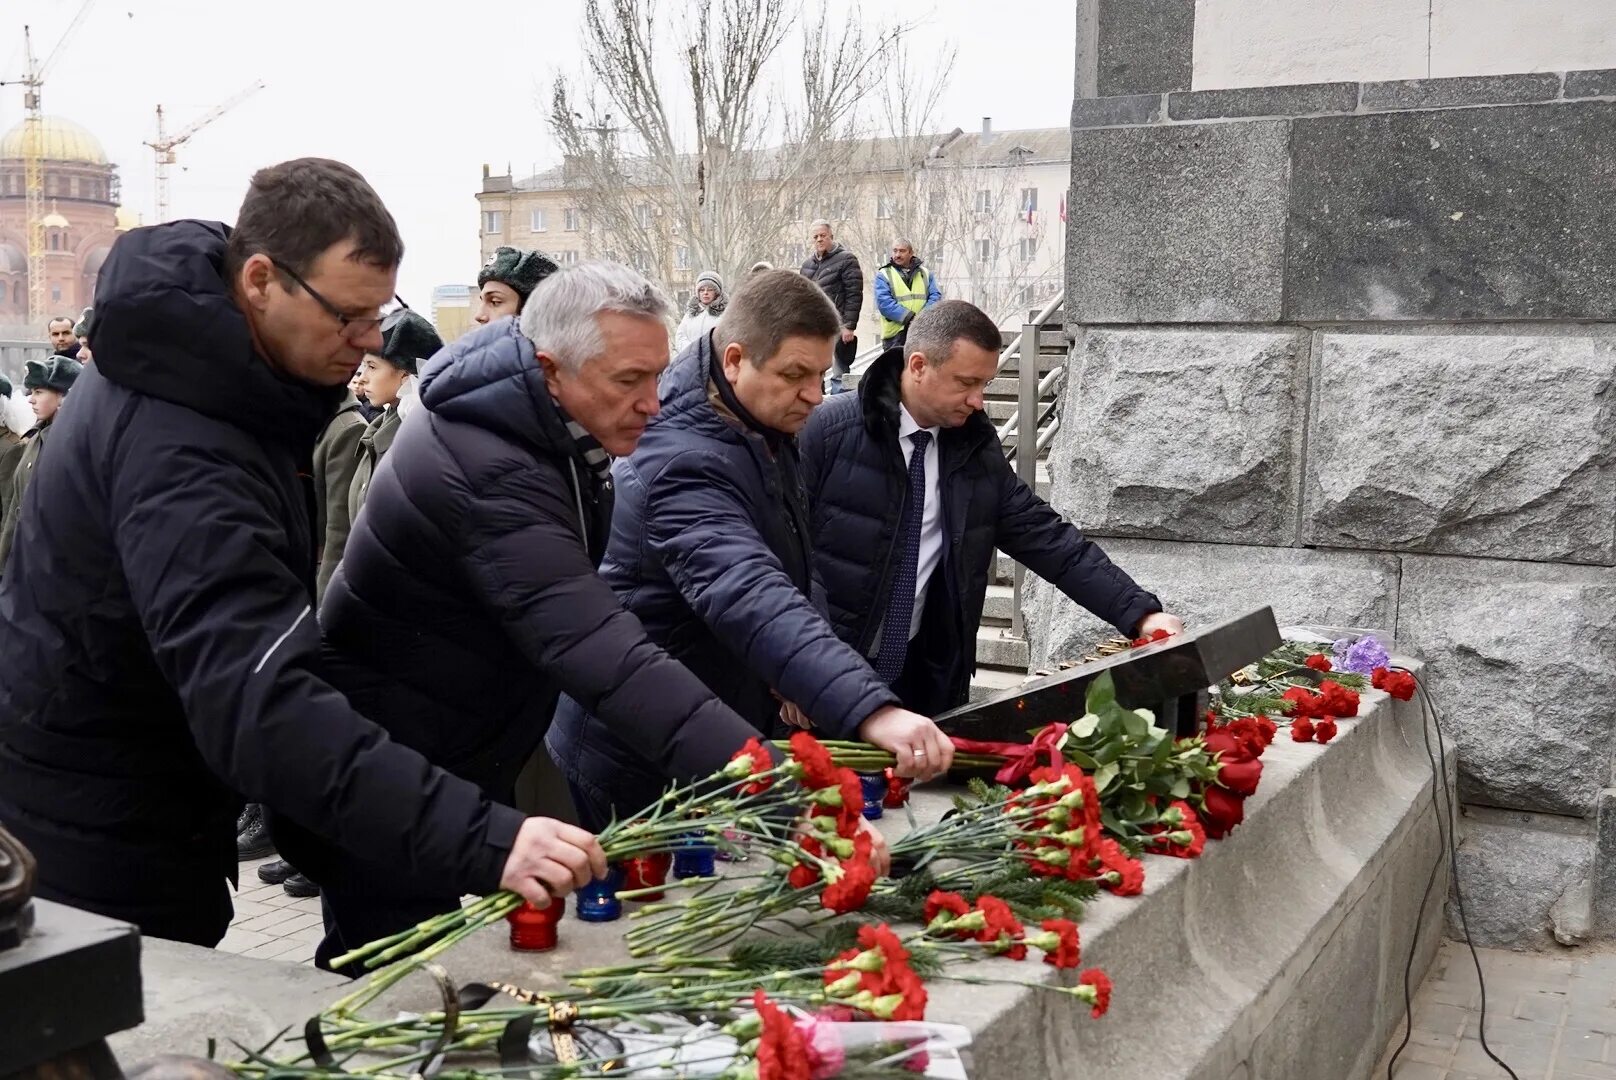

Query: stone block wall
left=1051, top=58, right=1616, bottom=949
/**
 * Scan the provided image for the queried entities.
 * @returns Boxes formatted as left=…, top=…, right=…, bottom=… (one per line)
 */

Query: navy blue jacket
left=548, top=338, right=897, bottom=820
left=798, top=349, right=1162, bottom=712
left=0, top=221, right=520, bottom=944
left=304, top=320, right=762, bottom=877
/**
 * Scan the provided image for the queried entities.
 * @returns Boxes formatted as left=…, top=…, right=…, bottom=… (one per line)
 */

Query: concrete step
left=982, top=583, right=1015, bottom=622
left=968, top=664, right=1033, bottom=703
left=976, top=625, right=1030, bottom=668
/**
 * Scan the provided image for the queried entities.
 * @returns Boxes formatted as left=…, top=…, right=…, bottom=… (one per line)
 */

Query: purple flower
left=1332, top=635, right=1390, bottom=675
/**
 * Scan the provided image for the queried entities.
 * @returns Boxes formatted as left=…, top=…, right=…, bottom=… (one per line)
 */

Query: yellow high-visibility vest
left=879, top=263, right=931, bottom=341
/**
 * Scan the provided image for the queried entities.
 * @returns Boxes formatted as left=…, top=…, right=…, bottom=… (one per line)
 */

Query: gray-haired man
left=298, top=261, right=768, bottom=972
left=800, top=220, right=863, bottom=393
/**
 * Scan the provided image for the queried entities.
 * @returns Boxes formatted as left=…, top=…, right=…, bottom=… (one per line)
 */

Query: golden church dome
left=0, top=115, right=109, bottom=165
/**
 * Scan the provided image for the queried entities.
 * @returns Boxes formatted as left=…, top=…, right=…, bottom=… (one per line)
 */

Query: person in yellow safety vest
left=874, top=239, right=943, bottom=351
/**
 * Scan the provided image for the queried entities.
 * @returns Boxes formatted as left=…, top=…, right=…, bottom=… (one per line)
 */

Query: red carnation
left=1145, top=800, right=1206, bottom=859
left=974, top=895, right=1027, bottom=959
left=1290, top=717, right=1316, bottom=742
left=1254, top=715, right=1278, bottom=746
left=1039, top=918, right=1082, bottom=969
left=1314, top=718, right=1339, bottom=744
left=1318, top=680, right=1360, bottom=718
left=1095, top=838, right=1145, bottom=896
left=1372, top=667, right=1417, bottom=701
left=1305, top=653, right=1333, bottom=672
left=730, top=737, right=776, bottom=796
left=1131, top=628, right=1172, bottom=648
left=1282, top=687, right=1324, bottom=719
left=811, top=769, right=865, bottom=839
left=753, top=990, right=811, bottom=1080
left=923, top=890, right=971, bottom=925
left=789, top=732, right=840, bottom=790
left=1200, top=785, right=1245, bottom=838
left=1078, top=969, right=1113, bottom=1019
left=820, top=831, right=877, bottom=914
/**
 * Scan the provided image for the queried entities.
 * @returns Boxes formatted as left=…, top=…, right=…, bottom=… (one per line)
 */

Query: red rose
left=1305, top=653, right=1333, bottom=672
left=1216, top=756, right=1263, bottom=797
left=1078, top=969, right=1114, bottom=1019
left=754, top=990, right=812, bottom=1080
left=789, top=732, right=840, bottom=790
left=1290, top=717, right=1316, bottom=742
left=1314, top=718, right=1339, bottom=744
left=1200, top=785, right=1245, bottom=838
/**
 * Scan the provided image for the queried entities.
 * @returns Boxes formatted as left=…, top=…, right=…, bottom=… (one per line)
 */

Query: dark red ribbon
left=949, top=722, right=1070, bottom=785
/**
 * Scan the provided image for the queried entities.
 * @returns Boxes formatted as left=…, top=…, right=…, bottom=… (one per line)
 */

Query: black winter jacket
left=548, top=339, right=897, bottom=817
left=801, top=244, right=864, bottom=331
left=0, top=221, right=521, bottom=944
left=798, top=349, right=1162, bottom=712
left=310, top=319, right=762, bottom=866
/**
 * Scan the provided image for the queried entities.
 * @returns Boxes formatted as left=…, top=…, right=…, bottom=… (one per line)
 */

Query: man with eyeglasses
left=0, top=158, right=604, bottom=948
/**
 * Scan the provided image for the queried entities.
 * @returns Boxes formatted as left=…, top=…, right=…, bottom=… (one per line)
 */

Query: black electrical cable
left=1385, top=669, right=1519, bottom=1080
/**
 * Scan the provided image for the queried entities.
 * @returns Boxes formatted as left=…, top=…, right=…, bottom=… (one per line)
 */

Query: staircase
left=970, top=297, right=1068, bottom=702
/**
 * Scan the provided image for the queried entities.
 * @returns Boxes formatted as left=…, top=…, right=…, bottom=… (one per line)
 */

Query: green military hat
left=378, top=309, right=444, bottom=375
left=73, top=306, right=93, bottom=340
left=477, top=246, right=559, bottom=303
left=23, top=355, right=83, bottom=394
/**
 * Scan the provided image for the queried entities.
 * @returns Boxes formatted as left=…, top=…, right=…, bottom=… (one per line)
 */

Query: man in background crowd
left=873, top=239, right=942, bottom=353
left=799, top=220, right=862, bottom=393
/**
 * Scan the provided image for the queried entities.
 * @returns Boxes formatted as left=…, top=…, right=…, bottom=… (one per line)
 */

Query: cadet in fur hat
left=0, top=356, right=84, bottom=571
left=473, top=246, right=559, bottom=326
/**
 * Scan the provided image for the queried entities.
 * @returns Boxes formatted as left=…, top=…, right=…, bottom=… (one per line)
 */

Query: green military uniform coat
left=313, top=393, right=370, bottom=603
left=347, top=406, right=403, bottom=528
left=0, top=422, right=51, bottom=572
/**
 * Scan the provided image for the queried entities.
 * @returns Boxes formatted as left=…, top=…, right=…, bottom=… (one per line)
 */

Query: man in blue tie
left=799, top=300, right=1180, bottom=715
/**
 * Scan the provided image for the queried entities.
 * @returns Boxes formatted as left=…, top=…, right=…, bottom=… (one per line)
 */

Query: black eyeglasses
left=270, top=258, right=407, bottom=342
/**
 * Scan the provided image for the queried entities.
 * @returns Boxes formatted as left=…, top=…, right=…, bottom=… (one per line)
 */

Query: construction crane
left=145, top=81, right=265, bottom=224
left=1, top=0, right=98, bottom=323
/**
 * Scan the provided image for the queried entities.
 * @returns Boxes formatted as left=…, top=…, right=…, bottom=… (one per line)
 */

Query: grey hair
left=520, top=260, right=672, bottom=371
left=809, top=219, right=834, bottom=233
left=892, top=238, right=914, bottom=250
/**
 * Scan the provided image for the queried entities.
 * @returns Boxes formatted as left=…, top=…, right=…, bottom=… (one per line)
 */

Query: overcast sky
left=6, top=0, right=1075, bottom=306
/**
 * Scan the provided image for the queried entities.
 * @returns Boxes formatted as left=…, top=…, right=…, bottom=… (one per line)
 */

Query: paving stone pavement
left=223, top=854, right=323, bottom=966
left=1379, top=939, right=1616, bottom=1080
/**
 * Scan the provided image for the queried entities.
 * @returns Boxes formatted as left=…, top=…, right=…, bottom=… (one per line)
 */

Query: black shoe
left=283, top=872, right=320, bottom=898
left=257, top=858, right=295, bottom=886
left=236, top=803, right=275, bottom=860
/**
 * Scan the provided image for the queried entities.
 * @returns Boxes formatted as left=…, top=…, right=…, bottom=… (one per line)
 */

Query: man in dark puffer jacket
left=799, top=300, right=1181, bottom=716
left=304, top=261, right=767, bottom=970
left=0, top=159, right=602, bottom=949
left=548, top=270, right=954, bottom=831
left=800, top=220, right=863, bottom=393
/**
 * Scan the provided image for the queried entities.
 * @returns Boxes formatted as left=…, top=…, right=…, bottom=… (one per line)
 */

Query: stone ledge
left=1072, top=93, right=1164, bottom=129
left=1566, top=69, right=1616, bottom=99
left=1168, top=82, right=1358, bottom=122
left=108, top=681, right=1445, bottom=1080
left=1360, top=72, right=1563, bottom=112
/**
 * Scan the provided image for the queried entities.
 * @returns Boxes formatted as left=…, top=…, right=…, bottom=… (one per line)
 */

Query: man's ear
left=721, top=341, right=746, bottom=382
left=537, top=351, right=563, bottom=382
left=238, top=253, right=276, bottom=311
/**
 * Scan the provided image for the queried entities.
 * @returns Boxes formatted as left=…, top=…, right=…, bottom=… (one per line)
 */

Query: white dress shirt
left=898, top=404, right=943, bottom=640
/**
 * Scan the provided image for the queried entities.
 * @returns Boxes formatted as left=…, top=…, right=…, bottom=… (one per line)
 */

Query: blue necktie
left=875, top=430, right=930, bottom=683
